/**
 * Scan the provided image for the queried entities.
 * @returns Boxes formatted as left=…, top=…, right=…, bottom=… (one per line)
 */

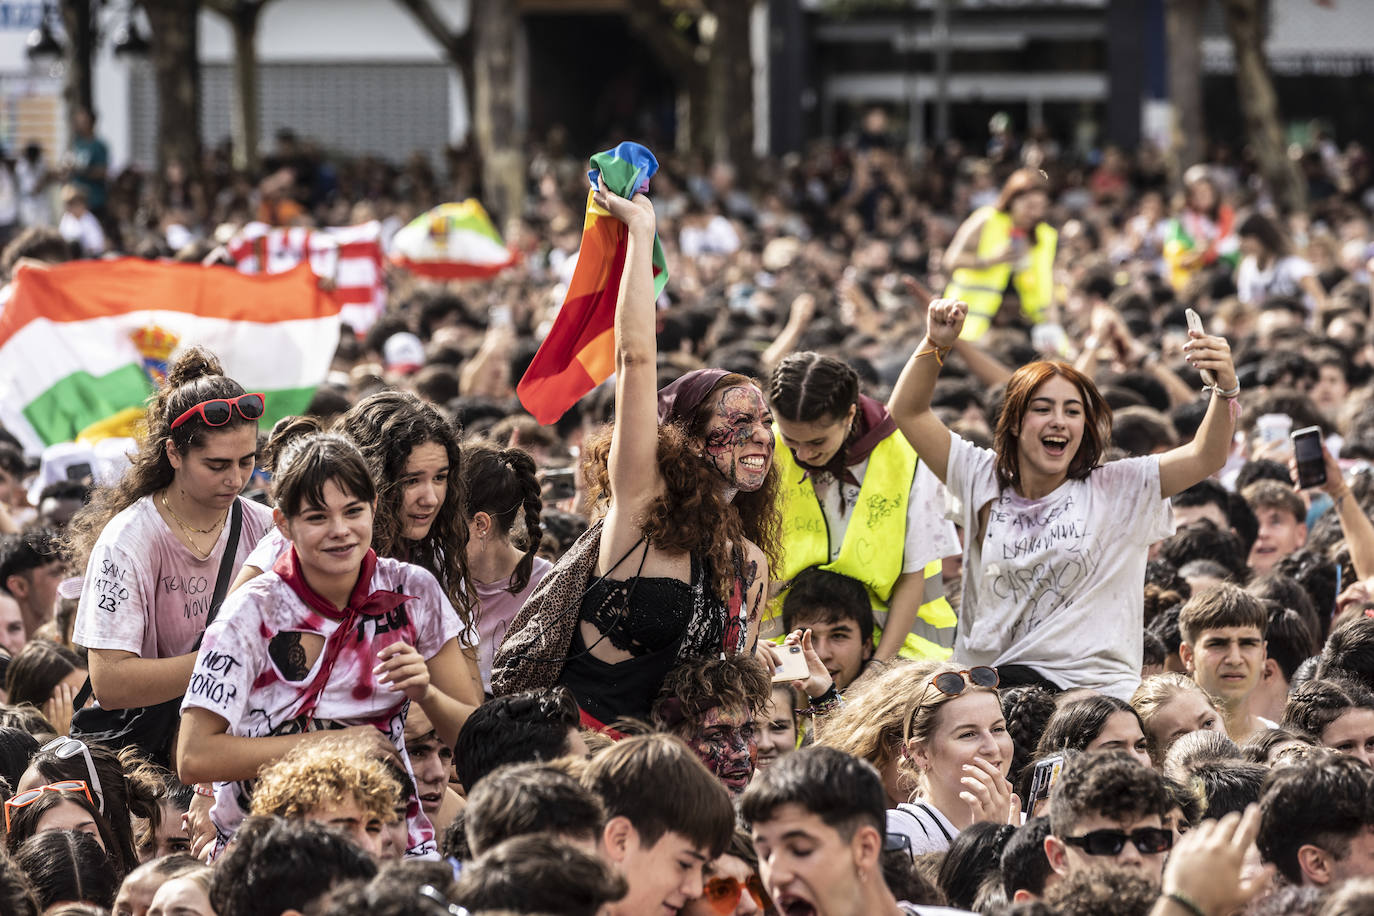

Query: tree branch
left=393, top=0, right=465, bottom=64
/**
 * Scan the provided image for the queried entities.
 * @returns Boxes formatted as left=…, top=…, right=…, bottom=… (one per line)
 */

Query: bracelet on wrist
left=1163, top=891, right=1209, bottom=916
left=797, top=684, right=843, bottom=717
left=916, top=337, right=952, bottom=367
left=193, top=783, right=214, bottom=798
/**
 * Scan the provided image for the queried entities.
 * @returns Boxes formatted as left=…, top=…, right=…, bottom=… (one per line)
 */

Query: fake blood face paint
left=687, top=705, right=758, bottom=797
left=702, top=386, right=774, bottom=492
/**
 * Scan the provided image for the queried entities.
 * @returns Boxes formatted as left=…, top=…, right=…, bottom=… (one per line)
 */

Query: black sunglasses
left=930, top=666, right=1000, bottom=696
left=1063, top=827, right=1173, bottom=857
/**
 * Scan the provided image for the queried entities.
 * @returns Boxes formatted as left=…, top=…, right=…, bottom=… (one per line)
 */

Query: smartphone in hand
left=771, top=644, right=810, bottom=683
left=1292, top=426, right=1327, bottom=489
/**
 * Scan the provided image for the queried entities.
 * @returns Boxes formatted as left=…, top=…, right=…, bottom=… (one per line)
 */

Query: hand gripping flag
left=516, top=142, right=668, bottom=424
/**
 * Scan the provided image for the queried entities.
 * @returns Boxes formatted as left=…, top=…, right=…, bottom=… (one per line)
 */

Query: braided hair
left=462, top=441, right=544, bottom=594
left=769, top=352, right=860, bottom=424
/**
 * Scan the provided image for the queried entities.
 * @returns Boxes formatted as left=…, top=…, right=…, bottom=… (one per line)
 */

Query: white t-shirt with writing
left=181, top=554, right=462, bottom=856
left=946, top=434, right=1175, bottom=699
left=73, top=496, right=275, bottom=660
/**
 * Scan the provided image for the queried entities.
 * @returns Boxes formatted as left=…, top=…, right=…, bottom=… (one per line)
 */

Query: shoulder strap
left=72, top=499, right=245, bottom=713
left=206, top=498, right=244, bottom=628
left=915, top=802, right=955, bottom=843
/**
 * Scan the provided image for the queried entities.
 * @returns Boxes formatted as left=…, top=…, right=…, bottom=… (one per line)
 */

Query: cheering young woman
left=888, top=298, right=1238, bottom=698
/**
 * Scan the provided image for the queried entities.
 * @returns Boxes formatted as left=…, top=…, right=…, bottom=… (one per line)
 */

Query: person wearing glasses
left=890, top=297, right=1239, bottom=699
left=887, top=663, right=1015, bottom=855
left=1042, top=750, right=1173, bottom=884
left=681, top=829, right=770, bottom=916
left=3, top=781, right=121, bottom=867
left=66, top=348, right=275, bottom=719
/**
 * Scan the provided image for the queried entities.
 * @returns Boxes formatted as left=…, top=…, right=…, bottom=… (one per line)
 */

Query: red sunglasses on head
left=4, top=780, right=94, bottom=830
left=702, top=875, right=770, bottom=915
left=170, top=392, right=266, bottom=430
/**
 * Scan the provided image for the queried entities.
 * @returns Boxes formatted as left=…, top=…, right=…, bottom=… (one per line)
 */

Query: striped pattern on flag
left=226, top=221, right=386, bottom=333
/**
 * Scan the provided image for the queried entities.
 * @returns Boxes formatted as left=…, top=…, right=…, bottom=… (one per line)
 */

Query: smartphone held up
left=1291, top=426, right=1327, bottom=490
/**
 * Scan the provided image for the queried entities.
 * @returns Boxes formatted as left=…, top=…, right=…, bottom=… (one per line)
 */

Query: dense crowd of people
left=1, top=102, right=1374, bottom=914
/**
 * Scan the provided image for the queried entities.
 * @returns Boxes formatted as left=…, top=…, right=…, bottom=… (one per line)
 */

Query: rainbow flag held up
left=0, top=259, right=342, bottom=453
left=517, top=142, right=668, bottom=424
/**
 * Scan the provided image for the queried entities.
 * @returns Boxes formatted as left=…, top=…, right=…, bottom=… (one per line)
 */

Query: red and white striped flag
left=226, top=221, right=387, bottom=334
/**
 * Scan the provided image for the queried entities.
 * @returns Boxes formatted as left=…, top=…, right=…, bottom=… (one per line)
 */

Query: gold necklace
left=160, top=490, right=227, bottom=535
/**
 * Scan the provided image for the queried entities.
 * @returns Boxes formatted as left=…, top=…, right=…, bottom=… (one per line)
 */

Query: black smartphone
left=1291, top=426, right=1327, bottom=490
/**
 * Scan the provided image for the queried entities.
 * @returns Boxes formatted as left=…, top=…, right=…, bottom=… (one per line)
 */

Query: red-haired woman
left=889, top=298, right=1239, bottom=699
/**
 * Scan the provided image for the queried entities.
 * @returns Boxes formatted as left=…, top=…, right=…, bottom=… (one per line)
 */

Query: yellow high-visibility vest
left=769, top=430, right=955, bottom=660
left=944, top=206, right=1058, bottom=341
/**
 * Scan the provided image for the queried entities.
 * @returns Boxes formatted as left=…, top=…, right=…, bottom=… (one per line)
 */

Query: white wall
left=199, top=0, right=466, bottom=64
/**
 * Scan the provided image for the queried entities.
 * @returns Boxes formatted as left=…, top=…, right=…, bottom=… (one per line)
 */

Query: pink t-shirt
left=73, top=496, right=275, bottom=659
left=181, top=553, right=462, bottom=857
left=474, top=555, right=552, bottom=693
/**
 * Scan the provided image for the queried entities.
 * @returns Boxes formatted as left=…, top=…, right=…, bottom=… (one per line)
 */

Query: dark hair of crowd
left=453, top=834, right=627, bottom=916
left=208, top=815, right=377, bottom=916
left=454, top=687, right=581, bottom=791
left=781, top=567, right=875, bottom=646
left=464, top=763, right=605, bottom=858
left=4, top=641, right=82, bottom=711
left=739, top=745, right=887, bottom=842
left=13, top=830, right=119, bottom=912
left=1258, top=753, right=1374, bottom=885
left=584, top=733, right=735, bottom=860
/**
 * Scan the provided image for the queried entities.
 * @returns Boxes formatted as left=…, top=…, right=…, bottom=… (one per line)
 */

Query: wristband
left=797, top=684, right=843, bottom=717
left=193, top=784, right=214, bottom=798
left=1164, top=891, right=1208, bottom=916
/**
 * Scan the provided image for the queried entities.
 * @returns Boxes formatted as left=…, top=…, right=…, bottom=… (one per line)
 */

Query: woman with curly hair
left=335, top=390, right=477, bottom=631
left=494, top=182, right=781, bottom=727
left=64, top=348, right=276, bottom=741
left=890, top=297, right=1239, bottom=699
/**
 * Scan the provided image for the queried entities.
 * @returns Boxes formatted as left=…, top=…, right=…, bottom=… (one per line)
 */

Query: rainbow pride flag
left=517, top=142, right=668, bottom=424
left=0, top=259, right=341, bottom=453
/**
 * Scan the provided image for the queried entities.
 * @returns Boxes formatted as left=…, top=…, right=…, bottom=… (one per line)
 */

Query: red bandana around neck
left=273, top=547, right=415, bottom=622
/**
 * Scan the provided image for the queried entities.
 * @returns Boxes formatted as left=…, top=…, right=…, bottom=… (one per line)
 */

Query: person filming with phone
left=889, top=297, right=1240, bottom=699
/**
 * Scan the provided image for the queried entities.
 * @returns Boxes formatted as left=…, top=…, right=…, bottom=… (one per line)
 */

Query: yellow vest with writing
left=944, top=207, right=1058, bottom=341
left=770, top=430, right=954, bottom=660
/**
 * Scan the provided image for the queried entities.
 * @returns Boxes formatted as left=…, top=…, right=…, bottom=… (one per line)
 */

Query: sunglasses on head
left=930, top=666, right=1000, bottom=696
left=170, top=392, right=266, bottom=430
left=40, top=736, right=104, bottom=815
left=702, top=875, right=769, bottom=915
left=4, top=780, right=93, bottom=830
left=1063, top=827, right=1173, bottom=857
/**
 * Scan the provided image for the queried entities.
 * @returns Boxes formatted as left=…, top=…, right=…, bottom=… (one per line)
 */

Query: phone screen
left=1293, top=427, right=1326, bottom=489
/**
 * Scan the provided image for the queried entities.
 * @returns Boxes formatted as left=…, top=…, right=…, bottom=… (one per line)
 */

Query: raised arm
left=1157, top=330, right=1239, bottom=499
left=887, top=298, right=965, bottom=485
left=599, top=182, right=661, bottom=562
left=1305, top=443, right=1374, bottom=581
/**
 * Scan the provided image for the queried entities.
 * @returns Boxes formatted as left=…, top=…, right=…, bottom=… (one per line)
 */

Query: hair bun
left=164, top=346, right=226, bottom=390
